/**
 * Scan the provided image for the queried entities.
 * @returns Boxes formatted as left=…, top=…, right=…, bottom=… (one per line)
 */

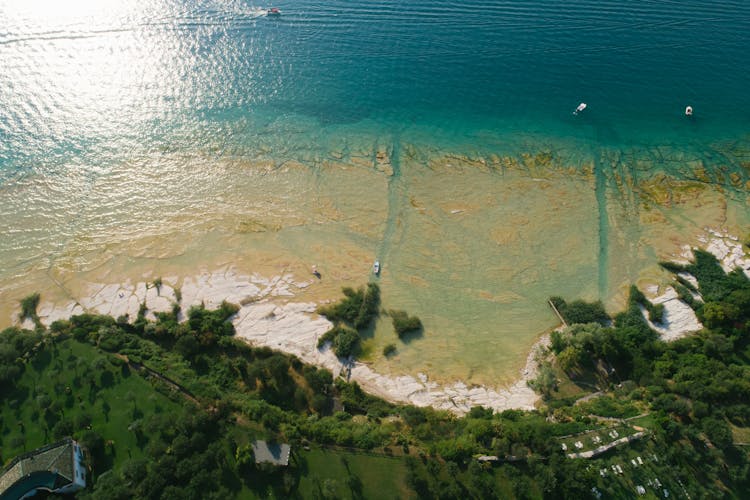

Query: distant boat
left=573, top=102, right=587, bottom=115
left=249, top=7, right=280, bottom=17
left=373, top=260, right=380, bottom=275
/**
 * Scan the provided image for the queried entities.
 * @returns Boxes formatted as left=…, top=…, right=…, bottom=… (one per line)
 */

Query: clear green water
left=1, top=0, right=749, bottom=384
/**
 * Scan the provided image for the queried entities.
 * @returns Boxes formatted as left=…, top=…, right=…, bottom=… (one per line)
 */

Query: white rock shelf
left=27, top=269, right=542, bottom=416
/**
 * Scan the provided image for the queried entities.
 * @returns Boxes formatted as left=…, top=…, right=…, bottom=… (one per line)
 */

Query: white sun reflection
left=1, top=0, right=131, bottom=22
left=0, top=0, right=202, bottom=158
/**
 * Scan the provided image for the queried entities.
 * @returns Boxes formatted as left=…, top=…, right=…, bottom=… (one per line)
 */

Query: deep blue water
left=1, top=0, right=749, bottom=174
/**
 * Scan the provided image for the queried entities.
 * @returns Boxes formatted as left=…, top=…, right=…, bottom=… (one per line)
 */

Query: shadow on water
left=398, top=327, right=424, bottom=345
left=357, top=318, right=377, bottom=341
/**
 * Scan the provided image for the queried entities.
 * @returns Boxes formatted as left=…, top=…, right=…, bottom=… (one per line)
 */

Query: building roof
left=0, top=438, right=79, bottom=499
left=251, top=441, right=290, bottom=466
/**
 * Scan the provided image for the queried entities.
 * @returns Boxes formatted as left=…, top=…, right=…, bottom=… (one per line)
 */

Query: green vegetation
left=317, top=325, right=361, bottom=358
left=383, top=343, right=397, bottom=357
left=627, top=285, right=665, bottom=324
left=19, top=292, right=41, bottom=328
left=549, top=296, right=610, bottom=325
left=316, top=284, right=380, bottom=360
left=316, top=284, right=380, bottom=329
left=542, top=250, right=750, bottom=497
left=296, top=449, right=410, bottom=499
left=0, top=326, right=41, bottom=386
left=389, top=309, right=423, bottom=338
left=4, top=249, right=750, bottom=498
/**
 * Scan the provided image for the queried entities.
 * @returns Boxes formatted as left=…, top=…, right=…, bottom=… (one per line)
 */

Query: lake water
left=2, top=0, right=749, bottom=385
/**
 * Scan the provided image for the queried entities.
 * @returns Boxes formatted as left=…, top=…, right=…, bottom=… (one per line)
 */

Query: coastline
left=26, top=268, right=546, bottom=416
left=13, top=228, right=749, bottom=415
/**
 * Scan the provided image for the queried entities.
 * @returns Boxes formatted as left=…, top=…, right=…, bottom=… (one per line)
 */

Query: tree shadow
left=356, top=319, right=377, bottom=341
left=31, top=349, right=52, bottom=372
left=398, top=327, right=424, bottom=344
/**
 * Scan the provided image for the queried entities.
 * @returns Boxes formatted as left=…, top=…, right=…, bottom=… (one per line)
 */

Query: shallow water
left=1, top=0, right=749, bottom=386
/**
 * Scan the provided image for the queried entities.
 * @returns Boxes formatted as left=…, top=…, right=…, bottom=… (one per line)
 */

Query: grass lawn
left=0, top=337, right=182, bottom=474
left=626, top=413, right=657, bottom=430
left=730, top=424, right=750, bottom=445
left=296, top=448, right=413, bottom=499
left=552, top=366, right=594, bottom=400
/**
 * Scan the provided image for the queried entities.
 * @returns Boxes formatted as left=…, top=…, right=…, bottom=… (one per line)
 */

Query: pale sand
left=640, top=227, right=750, bottom=341
left=21, top=228, right=745, bottom=415
left=28, top=268, right=544, bottom=415
left=640, top=286, right=702, bottom=341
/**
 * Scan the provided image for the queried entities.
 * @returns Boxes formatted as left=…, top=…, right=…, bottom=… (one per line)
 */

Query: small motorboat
left=573, top=102, right=587, bottom=115
left=267, top=7, right=281, bottom=15
left=373, top=260, right=380, bottom=275
left=685, top=106, right=693, bottom=116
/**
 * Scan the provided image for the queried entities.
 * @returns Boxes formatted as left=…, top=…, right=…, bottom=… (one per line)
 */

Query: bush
left=19, top=293, right=41, bottom=325
left=649, top=303, right=665, bottom=324
left=549, top=297, right=609, bottom=325
left=389, top=310, right=422, bottom=337
left=383, top=344, right=397, bottom=357
left=674, top=283, right=695, bottom=306
left=317, top=284, right=381, bottom=330
left=317, top=287, right=365, bottom=324
left=354, top=283, right=380, bottom=329
left=317, top=326, right=360, bottom=359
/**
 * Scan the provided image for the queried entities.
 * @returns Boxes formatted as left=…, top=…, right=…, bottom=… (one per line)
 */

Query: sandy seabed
left=14, top=228, right=746, bottom=415
left=28, top=268, right=544, bottom=414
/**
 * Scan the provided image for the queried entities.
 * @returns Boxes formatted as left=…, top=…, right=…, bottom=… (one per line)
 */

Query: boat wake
left=242, top=7, right=281, bottom=19
left=248, top=7, right=268, bottom=18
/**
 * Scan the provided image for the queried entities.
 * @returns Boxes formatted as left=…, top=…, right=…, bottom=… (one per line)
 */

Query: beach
left=2, top=147, right=750, bottom=395
left=2, top=0, right=750, bottom=412
left=11, top=227, right=745, bottom=415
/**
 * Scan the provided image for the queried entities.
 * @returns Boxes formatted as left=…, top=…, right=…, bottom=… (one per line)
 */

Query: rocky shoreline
left=15, top=228, right=749, bottom=415
left=26, top=269, right=543, bottom=415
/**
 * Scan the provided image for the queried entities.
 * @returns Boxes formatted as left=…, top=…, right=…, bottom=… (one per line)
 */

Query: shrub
left=317, top=284, right=381, bottom=330
left=317, top=287, right=364, bottom=324
left=674, top=283, right=695, bottom=306
left=19, top=293, right=41, bottom=326
left=649, top=303, right=665, bottom=324
left=354, top=283, right=380, bottom=329
left=389, top=310, right=422, bottom=337
left=334, top=328, right=360, bottom=358
left=549, top=297, right=609, bottom=325
left=383, top=344, right=397, bottom=357
left=317, top=326, right=360, bottom=359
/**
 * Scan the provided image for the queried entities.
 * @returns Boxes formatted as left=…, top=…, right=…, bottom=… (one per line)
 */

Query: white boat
left=573, top=102, right=587, bottom=115
left=373, top=260, right=380, bottom=275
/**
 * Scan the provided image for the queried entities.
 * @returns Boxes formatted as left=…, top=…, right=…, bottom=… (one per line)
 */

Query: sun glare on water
left=2, top=0, right=129, bottom=21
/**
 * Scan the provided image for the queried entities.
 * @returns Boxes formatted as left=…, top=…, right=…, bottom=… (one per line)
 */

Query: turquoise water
left=2, top=0, right=750, bottom=384
left=2, top=0, right=749, bottom=173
